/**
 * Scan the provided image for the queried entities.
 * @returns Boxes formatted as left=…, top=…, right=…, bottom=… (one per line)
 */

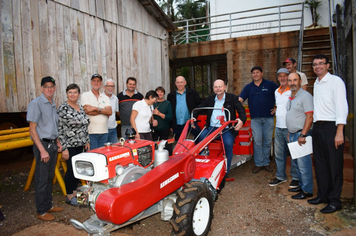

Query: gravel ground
left=1, top=154, right=355, bottom=236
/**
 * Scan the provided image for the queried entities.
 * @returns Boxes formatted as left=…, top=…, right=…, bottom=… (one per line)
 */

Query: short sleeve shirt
left=286, top=89, right=314, bottom=133
left=27, top=94, right=59, bottom=140
left=275, top=87, right=291, bottom=128
left=102, top=93, right=119, bottom=129
left=239, top=79, right=278, bottom=119
left=132, top=99, right=153, bottom=133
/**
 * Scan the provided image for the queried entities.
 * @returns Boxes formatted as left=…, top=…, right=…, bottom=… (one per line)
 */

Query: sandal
left=66, top=196, right=78, bottom=206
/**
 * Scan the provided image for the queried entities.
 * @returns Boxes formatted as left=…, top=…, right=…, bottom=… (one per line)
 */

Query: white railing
left=173, top=2, right=304, bottom=45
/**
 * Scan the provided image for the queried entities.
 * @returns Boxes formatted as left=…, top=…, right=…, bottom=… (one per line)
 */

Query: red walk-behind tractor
left=70, top=108, right=237, bottom=236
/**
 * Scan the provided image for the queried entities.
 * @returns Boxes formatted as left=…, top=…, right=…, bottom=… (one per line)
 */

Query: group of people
left=241, top=55, right=348, bottom=214
left=27, top=53, right=348, bottom=222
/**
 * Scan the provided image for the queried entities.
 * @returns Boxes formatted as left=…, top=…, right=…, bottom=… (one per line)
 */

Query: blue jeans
left=289, top=131, right=313, bottom=194
left=197, top=127, right=235, bottom=175
left=107, top=128, right=118, bottom=143
left=274, top=127, right=299, bottom=181
left=89, top=133, right=109, bottom=150
left=251, top=117, right=274, bottom=167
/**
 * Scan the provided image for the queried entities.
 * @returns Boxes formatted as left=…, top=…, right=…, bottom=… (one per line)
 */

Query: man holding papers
left=285, top=72, right=314, bottom=200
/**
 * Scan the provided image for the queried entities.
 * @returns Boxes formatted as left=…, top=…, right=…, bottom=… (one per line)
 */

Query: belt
left=314, top=121, right=334, bottom=125
left=41, top=138, right=56, bottom=143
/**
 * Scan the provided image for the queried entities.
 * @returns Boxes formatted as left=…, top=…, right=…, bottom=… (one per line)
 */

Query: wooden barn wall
left=169, top=31, right=300, bottom=95
left=0, top=0, right=169, bottom=112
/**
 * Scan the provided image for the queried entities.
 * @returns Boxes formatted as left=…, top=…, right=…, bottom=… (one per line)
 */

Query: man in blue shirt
left=239, top=66, right=278, bottom=173
left=167, top=76, right=201, bottom=141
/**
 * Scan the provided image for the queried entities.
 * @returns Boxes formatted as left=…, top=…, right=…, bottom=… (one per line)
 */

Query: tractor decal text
left=109, top=152, right=130, bottom=162
left=160, top=173, right=179, bottom=189
left=195, top=159, right=210, bottom=163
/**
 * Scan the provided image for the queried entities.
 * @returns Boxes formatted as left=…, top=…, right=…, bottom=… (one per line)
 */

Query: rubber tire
left=170, top=182, right=214, bottom=236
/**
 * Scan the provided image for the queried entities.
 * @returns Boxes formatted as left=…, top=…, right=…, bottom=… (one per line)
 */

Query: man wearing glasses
left=307, top=54, right=348, bottom=213
left=239, top=66, right=278, bottom=174
left=27, top=76, right=63, bottom=221
left=81, top=74, right=112, bottom=150
left=103, top=78, right=120, bottom=143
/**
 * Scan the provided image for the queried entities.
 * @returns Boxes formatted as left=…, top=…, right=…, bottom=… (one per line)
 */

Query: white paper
left=287, top=136, right=313, bottom=159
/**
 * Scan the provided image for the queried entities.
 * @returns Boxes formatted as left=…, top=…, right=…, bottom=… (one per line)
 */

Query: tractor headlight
left=75, top=161, right=94, bottom=176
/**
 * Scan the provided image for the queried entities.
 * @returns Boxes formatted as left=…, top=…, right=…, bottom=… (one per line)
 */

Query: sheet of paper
left=287, top=136, right=313, bottom=159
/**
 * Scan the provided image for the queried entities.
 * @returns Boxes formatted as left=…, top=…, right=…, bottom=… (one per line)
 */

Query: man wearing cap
left=117, top=77, right=144, bottom=137
left=307, top=54, right=348, bottom=213
left=269, top=68, right=299, bottom=188
left=81, top=74, right=112, bottom=150
left=27, top=76, right=63, bottom=221
left=239, top=66, right=279, bottom=173
left=283, top=58, right=308, bottom=90
left=103, top=78, right=120, bottom=143
left=286, top=72, right=314, bottom=200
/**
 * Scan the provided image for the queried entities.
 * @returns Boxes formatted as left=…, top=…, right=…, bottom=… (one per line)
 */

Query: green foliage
left=305, top=0, right=322, bottom=25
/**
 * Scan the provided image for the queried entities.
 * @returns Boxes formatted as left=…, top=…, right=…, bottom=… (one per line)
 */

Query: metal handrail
left=173, top=2, right=304, bottom=45
left=297, top=2, right=304, bottom=72
left=328, top=0, right=338, bottom=75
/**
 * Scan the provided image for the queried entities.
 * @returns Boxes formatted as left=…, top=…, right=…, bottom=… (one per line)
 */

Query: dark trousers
left=65, top=146, right=84, bottom=195
left=153, top=129, right=172, bottom=155
left=312, top=122, right=344, bottom=207
left=33, top=141, right=58, bottom=215
left=173, top=122, right=201, bottom=141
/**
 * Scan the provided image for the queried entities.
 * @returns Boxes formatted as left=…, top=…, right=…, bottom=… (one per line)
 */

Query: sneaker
left=264, top=165, right=273, bottom=172
left=48, top=206, right=63, bottom=212
left=252, top=166, right=263, bottom=173
left=66, top=196, right=78, bottom=206
left=289, top=180, right=300, bottom=188
left=37, top=213, right=55, bottom=221
left=269, top=178, right=287, bottom=186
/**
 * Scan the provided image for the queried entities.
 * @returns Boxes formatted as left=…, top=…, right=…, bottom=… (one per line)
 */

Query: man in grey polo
left=286, top=72, right=314, bottom=200
left=27, top=76, right=63, bottom=221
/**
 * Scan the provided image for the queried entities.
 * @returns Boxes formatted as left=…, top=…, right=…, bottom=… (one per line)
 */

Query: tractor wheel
left=170, top=182, right=214, bottom=236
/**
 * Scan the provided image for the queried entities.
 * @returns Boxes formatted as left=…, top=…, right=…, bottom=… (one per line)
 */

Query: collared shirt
left=286, top=89, right=314, bottom=133
left=210, top=94, right=226, bottom=127
left=275, top=86, right=291, bottom=128
left=176, top=89, right=190, bottom=125
left=102, top=92, right=119, bottom=129
left=313, top=72, right=348, bottom=125
left=80, top=91, right=110, bottom=134
left=27, top=94, right=59, bottom=140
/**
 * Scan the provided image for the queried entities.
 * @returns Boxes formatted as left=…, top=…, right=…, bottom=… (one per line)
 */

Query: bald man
left=194, top=79, right=246, bottom=181
left=167, top=76, right=202, bottom=140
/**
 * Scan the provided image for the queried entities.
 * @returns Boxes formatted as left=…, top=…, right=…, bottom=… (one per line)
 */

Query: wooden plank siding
left=0, top=0, right=170, bottom=113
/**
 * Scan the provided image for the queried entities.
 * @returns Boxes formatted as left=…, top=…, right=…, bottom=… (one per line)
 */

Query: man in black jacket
left=167, top=76, right=201, bottom=140
left=195, top=79, right=246, bottom=180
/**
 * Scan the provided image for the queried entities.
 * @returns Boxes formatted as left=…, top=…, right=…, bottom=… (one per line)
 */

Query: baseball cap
left=282, top=58, right=296, bottom=65
left=91, top=73, right=103, bottom=80
left=250, top=66, right=263, bottom=73
left=41, top=76, right=56, bottom=86
left=277, top=68, right=289, bottom=75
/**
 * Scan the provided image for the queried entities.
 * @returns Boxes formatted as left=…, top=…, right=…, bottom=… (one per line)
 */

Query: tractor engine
left=72, top=138, right=169, bottom=212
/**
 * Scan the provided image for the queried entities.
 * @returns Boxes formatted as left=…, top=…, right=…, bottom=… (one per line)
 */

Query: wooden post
left=227, top=51, right=234, bottom=93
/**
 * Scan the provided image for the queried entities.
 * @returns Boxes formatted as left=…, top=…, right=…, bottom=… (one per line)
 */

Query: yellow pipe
left=24, top=158, right=36, bottom=191
left=0, top=132, right=30, bottom=141
left=0, top=127, right=29, bottom=135
left=0, top=137, right=33, bottom=151
left=116, top=120, right=121, bottom=125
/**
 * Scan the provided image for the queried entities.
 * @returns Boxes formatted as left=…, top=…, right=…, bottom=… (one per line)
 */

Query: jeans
left=173, top=122, right=201, bottom=141
left=107, top=128, right=118, bottom=143
left=289, top=131, right=313, bottom=194
left=65, top=146, right=84, bottom=195
left=274, top=127, right=299, bottom=181
left=33, top=140, right=58, bottom=214
left=197, top=127, right=235, bottom=175
left=89, top=133, right=109, bottom=150
left=250, top=117, right=274, bottom=167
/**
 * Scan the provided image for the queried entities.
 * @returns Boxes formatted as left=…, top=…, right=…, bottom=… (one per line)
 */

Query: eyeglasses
left=91, top=74, right=102, bottom=80
left=312, top=62, right=327, bottom=67
left=287, top=100, right=292, bottom=111
left=43, top=85, right=55, bottom=89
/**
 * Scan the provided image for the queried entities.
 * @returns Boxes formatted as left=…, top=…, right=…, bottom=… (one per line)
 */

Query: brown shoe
left=252, top=166, right=263, bottom=173
left=37, top=213, right=55, bottom=221
left=48, top=206, right=63, bottom=212
left=264, top=165, right=273, bottom=172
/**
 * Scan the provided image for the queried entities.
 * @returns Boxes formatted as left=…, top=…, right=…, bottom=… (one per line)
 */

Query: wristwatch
left=299, top=133, right=307, bottom=138
left=99, top=108, right=102, bottom=113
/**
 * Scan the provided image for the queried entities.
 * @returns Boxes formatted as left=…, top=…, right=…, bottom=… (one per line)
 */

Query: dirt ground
left=0, top=152, right=356, bottom=236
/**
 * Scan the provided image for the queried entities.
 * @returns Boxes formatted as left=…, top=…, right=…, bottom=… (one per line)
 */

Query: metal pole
left=298, top=2, right=304, bottom=72
left=229, top=13, right=232, bottom=38
left=278, top=6, right=281, bottom=32
left=352, top=0, right=356, bottom=207
left=186, top=20, right=189, bottom=44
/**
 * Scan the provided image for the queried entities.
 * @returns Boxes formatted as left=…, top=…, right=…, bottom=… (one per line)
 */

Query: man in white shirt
left=283, top=58, right=308, bottom=90
left=103, top=78, right=120, bottom=143
left=269, top=68, right=299, bottom=188
left=307, top=54, right=348, bottom=214
left=81, top=74, right=112, bottom=150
